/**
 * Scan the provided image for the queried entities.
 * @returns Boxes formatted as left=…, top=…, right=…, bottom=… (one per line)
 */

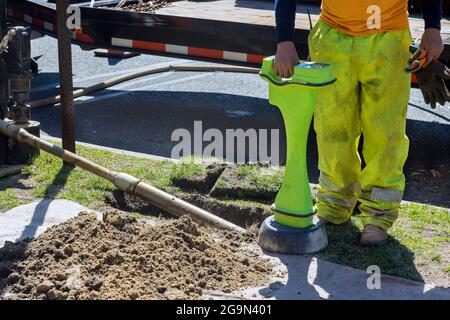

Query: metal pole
left=0, top=0, right=8, bottom=121
left=56, top=0, right=76, bottom=154
left=0, top=118, right=246, bottom=233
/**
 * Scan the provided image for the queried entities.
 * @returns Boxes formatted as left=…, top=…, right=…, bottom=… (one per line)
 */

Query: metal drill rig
left=0, top=0, right=40, bottom=166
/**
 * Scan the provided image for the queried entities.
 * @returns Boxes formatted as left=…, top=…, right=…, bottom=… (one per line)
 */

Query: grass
left=318, top=203, right=449, bottom=283
left=215, top=179, right=228, bottom=189
left=220, top=197, right=271, bottom=209
left=5, top=141, right=178, bottom=209
left=0, top=188, right=24, bottom=211
left=233, top=164, right=284, bottom=192
left=169, top=157, right=206, bottom=181
left=211, top=164, right=284, bottom=203
left=0, top=141, right=448, bottom=284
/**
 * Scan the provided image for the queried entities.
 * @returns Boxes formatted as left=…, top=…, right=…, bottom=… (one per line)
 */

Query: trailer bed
left=8, top=0, right=450, bottom=64
left=157, top=0, right=450, bottom=46
left=157, top=0, right=450, bottom=39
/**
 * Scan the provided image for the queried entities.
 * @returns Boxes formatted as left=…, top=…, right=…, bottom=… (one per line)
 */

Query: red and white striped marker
left=7, top=8, right=264, bottom=64
left=111, top=37, right=264, bottom=64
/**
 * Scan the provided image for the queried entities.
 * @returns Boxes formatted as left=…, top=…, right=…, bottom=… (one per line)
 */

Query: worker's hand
left=420, top=28, right=444, bottom=67
left=415, top=60, right=450, bottom=109
left=274, top=41, right=299, bottom=78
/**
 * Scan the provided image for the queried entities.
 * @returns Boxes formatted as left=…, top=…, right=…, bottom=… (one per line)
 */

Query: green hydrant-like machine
left=258, top=56, right=336, bottom=255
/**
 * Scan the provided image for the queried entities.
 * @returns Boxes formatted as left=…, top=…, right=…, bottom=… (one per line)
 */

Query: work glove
left=415, top=60, right=450, bottom=109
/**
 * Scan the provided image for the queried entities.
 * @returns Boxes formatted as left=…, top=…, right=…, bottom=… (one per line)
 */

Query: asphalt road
left=29, top=35, right=450, bottom=207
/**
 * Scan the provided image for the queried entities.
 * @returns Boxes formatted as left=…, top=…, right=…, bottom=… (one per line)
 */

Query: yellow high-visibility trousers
left=308, top=20, right=411, bottom=230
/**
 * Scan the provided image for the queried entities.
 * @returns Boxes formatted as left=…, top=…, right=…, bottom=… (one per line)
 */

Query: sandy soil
left=0, top=211, right=272, bottom=300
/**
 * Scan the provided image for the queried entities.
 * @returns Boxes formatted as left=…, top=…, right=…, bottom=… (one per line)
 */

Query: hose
left=29, top=63, right=260, bottom=109
left=0, top=28, right=17, bottom=55
left=0, top=119, right=246, bottom=233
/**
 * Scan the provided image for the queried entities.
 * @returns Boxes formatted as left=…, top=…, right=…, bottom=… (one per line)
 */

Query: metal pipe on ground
left=0, top=119, right=246, bottom=233
left=29, top=63, right=260, bottom=109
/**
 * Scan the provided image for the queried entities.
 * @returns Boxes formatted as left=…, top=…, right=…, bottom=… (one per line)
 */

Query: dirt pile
left=120, top=0, right=168, bottom=13
left=0, top=211, right=272, bottom=300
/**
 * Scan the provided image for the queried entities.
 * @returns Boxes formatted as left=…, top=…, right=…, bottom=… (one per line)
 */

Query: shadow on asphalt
left=30, top=72, right=84, bottom=101
left=31, top=90, right=450, bottom=208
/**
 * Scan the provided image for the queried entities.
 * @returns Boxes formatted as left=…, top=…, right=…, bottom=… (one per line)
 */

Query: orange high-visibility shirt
left=320, top=0, right=409, bottom=35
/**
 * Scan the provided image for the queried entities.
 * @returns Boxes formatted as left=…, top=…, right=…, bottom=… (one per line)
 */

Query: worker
left=274, top=0, right=447, bottom=245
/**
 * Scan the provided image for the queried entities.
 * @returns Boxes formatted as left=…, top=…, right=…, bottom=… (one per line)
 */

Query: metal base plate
left=258, top=215, right=328, bottom=255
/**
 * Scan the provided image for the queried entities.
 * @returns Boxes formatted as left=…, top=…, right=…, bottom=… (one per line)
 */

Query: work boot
left=360, top=224, right=388, bottom=246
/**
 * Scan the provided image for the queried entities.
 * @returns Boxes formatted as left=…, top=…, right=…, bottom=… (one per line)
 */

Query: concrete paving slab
left=0, top=199, right=98, bottom=248
left=204, top=244, right=450, bottom=300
